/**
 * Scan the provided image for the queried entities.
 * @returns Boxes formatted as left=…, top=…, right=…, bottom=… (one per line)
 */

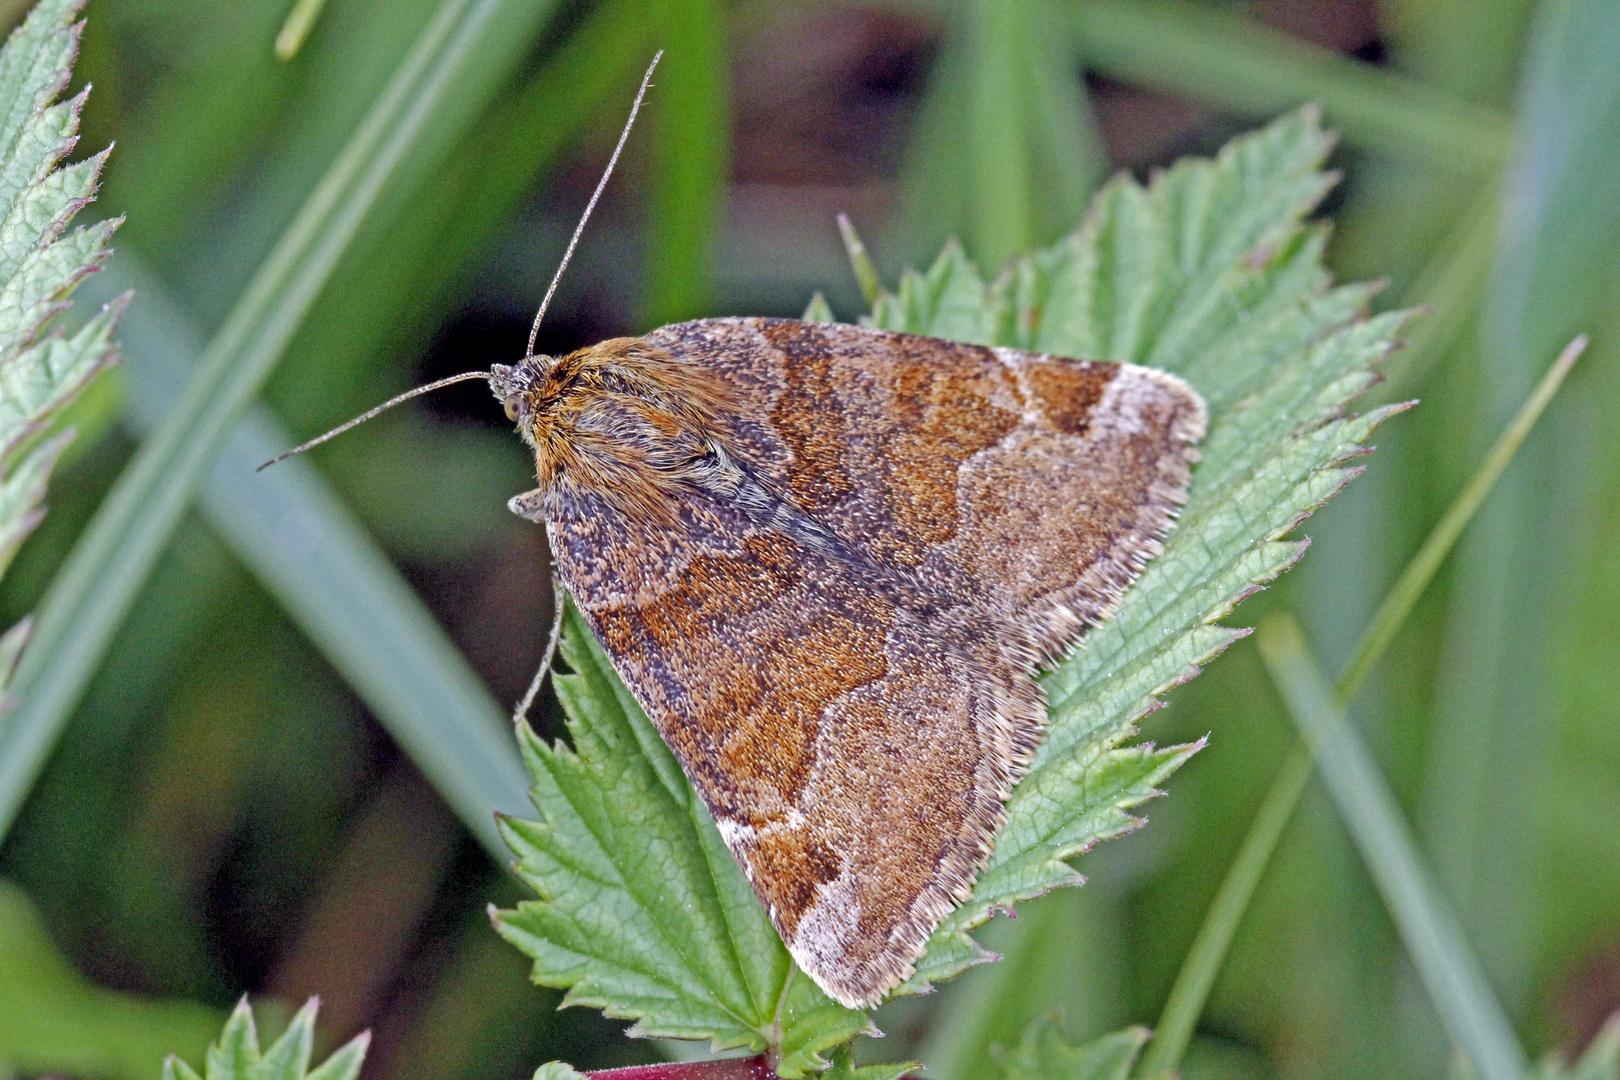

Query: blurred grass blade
left=1340, top=334, right=1586, bottom=696
left=914, top=889, right=1123, bottom=1080
left=641, top=0, right=728, bottom=326
left=837, top=213, right=883, bottom=307
left=1379, top=178, right=1502, bottom=400
left=1133, top=744, right=1312, bottom=1080
left=1069, top=0, right=1509, bottom=168
left=0, top=879, right=223, bottom=1080
left=1256, top=614, right=1529, bottom=1080
left=902, top=0, right=1104, bottom=268
left=79, top=256, right=529, bottom=860
left=1423, top=0, right=1620, bottom=1002
left=274, top=0, right=330, bottom=60
left=0, top=0, right=562, bottom=843
left=1138, top=336, right=1584, bottom=1080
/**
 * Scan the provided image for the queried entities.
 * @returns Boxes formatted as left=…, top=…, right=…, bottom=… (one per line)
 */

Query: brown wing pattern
left=543, top=318, right=1205, bottom=1008
left=547, top=483, right=1026, bottom=1007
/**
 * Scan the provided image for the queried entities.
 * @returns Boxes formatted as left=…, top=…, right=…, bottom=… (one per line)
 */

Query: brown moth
left=267, top=56, right=1206, bottom=1011
left=489, top=318, right=1205, bottom=1008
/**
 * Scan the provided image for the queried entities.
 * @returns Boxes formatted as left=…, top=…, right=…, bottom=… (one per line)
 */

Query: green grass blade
left=0, top=0, right=563, bottom=843
left=1132, top=740, right=1312, bottom=1080
left=1137, top=335, right=1583, bottom=1079
left=1070, top=0, right=1509, bottom=168
left=641, top=0, right=728, bottom=327
left=901, top=0, right=1103, bottom=268
left=79, top=256, right=529, bottom=860
left=1422, top=0, right=1620, bottom=1002
left=1339, top=334, right=1585, bottom=697
left=274, top=0, right=332, bottom=60
left=1256, top=613, right=1530, bottom=1080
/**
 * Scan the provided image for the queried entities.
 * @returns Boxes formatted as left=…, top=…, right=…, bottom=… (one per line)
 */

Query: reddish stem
left=580, top=1057, right=775, bottom=1080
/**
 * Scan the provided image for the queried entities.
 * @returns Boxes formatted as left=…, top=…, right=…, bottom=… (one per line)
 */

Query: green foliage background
left=1, top=0, right=1619, bottom=1079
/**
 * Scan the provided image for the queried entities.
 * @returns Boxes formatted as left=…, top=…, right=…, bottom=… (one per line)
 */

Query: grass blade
left=1339, top=334, right=1586, bottom=696
left=1256, top=613, right=1529, bottom=1080
left=641, top=0, right=728, bottom=326
left=1070, top=0, right=1509, bottom=168
left=902, top=0, right=1103, bottom=268
left=79, top=256, right=529, bottom=860
left=1137, top=336, right=1585, bottom=1079
left=0, top=0, right=562, bottom=843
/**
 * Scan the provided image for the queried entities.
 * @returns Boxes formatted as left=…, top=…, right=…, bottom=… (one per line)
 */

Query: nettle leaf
left=994, top=1018, right=1148, bottom=1080
left=878, top=106, right=1411, bottom=990
left=161, top=999, right=368, bottom=1080
left=498, top=108, right=1407, bottom=1071
left=494, top=605, right=873, bottom=1078
left=0, top=0, right=123, bottom=690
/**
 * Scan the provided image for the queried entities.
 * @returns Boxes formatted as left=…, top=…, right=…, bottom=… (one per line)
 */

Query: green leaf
left=498, top=108, right=1407, bottom=1070
left=882, top=106, right=1410, bottom=991
left=531, top=1066, right=586, bottom=1080
left=494, top=603, right=873, bottom=1078
left=822, top=1045, right=914, bottom=1080
left=0, top=0, right=120, bottom=705
left=162, top=998, right=369, bottom=1080
left=995, top=1018, right=1147, bottom=1080
left=0, top=879, right=221, bottom=1080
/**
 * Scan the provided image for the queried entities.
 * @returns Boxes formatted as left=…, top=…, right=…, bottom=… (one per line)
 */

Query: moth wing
left=548, top=484, right=1029, bottom=1009
left=643, top=317, right=1207, bottom=663
left=553, top=318, right=1204, bottom=1008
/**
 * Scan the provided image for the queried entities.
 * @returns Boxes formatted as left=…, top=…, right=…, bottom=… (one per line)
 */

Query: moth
left=493, top=318, right=1203, bottom=1007
left=270, top=56, right=1206, bottom=1010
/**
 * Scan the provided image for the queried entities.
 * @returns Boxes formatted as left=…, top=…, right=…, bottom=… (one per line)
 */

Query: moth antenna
left=257, top=370, right=492, bottom=471
left=525, top=50, right=663, bottom=359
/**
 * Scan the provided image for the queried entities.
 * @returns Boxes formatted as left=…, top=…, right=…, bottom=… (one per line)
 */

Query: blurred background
left=1, top=0, right=1618, bottom=1078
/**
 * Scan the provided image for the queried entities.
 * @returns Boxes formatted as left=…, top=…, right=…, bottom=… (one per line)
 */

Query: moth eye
left=504, top=398, right=520, bottom=422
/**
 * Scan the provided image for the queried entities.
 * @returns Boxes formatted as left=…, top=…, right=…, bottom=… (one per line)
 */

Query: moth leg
left=513, top=575, right=567, bottom=725
left=507, top=488, right=546, bottom=521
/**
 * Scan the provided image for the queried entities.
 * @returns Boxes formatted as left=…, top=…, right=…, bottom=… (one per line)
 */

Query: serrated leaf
left=892, top=106, right=1409, bottom=990
left=498, top=108, right=1407, bottom=1067
left=164, top=999, right=369, bottom=1080
left=0, top=0, right=121, bottom=711
left=494, top=604, right=872, bottom=1078
left=531, top=1065, right=586, bottom=1080
left=994, top=1018, right=1148, bottom=1080
left=822, top=1045, right=915, bottom=1080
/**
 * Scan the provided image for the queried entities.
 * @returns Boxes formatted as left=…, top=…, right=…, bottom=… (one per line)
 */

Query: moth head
left=490, top=358, right=550, bottom=427
left=512, top=338, right=737, bottom=516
